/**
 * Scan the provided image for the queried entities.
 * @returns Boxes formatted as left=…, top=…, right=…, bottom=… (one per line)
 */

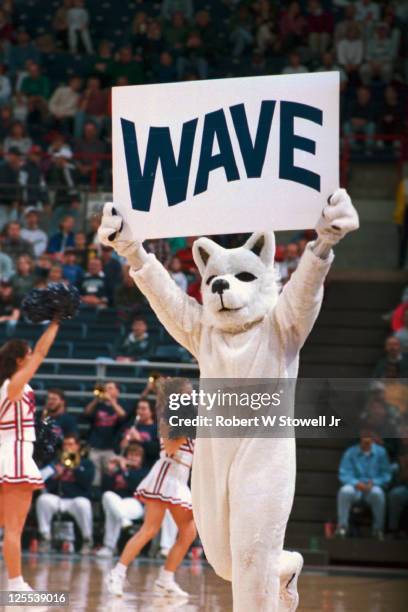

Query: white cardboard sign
left=112, top=72, right=339, bottom=240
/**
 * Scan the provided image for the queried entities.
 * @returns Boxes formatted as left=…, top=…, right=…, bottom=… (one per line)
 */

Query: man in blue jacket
left=36, top=434, right=95, bottom=553
left=337, top=426, right=392, bottom=539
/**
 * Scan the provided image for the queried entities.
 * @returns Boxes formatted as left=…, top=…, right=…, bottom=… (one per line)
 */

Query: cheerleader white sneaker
left=105, top=568, right=125, bottom=596
left=279, top=551, right=303, bottom=611
left=154, top=577, right=188, bottom=598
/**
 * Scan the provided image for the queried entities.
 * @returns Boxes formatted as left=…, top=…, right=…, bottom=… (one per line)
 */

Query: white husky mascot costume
left=98, top=189, right=358, bottom=611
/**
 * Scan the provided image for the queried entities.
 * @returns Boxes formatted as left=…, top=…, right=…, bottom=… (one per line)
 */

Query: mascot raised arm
left=98, top=189, right=358, bottom=612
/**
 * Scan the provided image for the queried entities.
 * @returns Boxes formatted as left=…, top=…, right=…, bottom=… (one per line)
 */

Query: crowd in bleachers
left=335, top=286, right=408, bottom=541
left=0, top=0, right=406, bottom=195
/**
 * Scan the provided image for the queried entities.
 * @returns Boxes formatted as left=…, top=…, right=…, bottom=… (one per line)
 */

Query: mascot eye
left=206, top=275, right=216, bottom=286
left=235, top=272, right=257, bottom=282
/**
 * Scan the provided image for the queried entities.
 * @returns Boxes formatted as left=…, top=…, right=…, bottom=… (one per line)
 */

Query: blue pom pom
left=21, top=283, right=81, bottom=323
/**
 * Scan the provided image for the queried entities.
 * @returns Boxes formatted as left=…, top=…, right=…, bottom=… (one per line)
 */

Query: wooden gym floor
left=0, top=555, right=407, bottom=611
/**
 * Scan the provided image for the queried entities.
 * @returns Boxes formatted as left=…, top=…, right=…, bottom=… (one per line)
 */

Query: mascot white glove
left=98, top=202, right=147, bottom=269
left=313, top=188, right=359, bottom=257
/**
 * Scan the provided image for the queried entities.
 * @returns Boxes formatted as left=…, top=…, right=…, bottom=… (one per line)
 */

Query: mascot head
left=192, top=233, right=278, bottom=333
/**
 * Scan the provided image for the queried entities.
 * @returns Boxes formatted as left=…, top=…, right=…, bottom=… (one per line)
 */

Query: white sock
left=8, top=576, right=25, bottom=589
left=114, top=562, right=127, bottom=577
left=159, top=568, right=175, bottom=583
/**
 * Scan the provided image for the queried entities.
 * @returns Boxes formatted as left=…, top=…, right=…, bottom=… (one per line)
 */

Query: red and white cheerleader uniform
left=0, top=379, right=43, bottom=488
left=135, top=438, right=194, bottom=510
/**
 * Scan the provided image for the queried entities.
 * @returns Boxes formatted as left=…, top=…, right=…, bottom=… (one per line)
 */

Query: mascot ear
left=192, top=237, right=219, bottom=276
left=243, top=232, right=275, bottom=267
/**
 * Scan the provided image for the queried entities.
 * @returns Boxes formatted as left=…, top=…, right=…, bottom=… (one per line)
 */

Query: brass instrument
left=60, top=450, right=81, bottom=469
left=93, top=382, right=106, bottom=400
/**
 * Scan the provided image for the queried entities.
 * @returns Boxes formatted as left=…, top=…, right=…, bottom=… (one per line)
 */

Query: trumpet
left=60, top=450, right=81, bottom=469
left=93, top=382, right=106, bottom=400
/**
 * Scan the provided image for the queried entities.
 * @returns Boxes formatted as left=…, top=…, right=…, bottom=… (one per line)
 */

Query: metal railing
left=34, top=357, right=199, bottom=404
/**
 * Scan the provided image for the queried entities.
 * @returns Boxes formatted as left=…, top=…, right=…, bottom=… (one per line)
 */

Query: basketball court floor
left=0, top=556, right=407, bottom=611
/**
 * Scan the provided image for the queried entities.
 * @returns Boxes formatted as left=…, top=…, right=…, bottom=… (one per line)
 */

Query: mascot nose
left=212, top=279, right=229, bottom=295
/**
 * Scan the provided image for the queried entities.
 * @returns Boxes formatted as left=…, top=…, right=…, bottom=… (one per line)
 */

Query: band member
left=0, top=321, right=59, bottom=592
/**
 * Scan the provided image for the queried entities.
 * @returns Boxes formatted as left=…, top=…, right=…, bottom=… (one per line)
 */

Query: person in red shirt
left=306, top=0, right=333, bottom=56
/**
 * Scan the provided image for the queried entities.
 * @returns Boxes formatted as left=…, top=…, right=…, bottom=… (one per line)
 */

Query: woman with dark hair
left=0, top=321, right=59, bottom=592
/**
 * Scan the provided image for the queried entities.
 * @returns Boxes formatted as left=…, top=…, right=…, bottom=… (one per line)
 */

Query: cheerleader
left=0, top=321, right=59, bottom=592
left=105, top=381, right=196, bottom=599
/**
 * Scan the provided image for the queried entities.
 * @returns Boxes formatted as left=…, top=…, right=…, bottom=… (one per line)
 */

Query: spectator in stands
left=2, top=220, right=34, bottom=262
left=6, top=30, right=41, bottom=78
left=97, top=443, right=146, bottom=558
left=306, top=0, right=333, bottom=57
left=378, top=86, right=404, bottom=148
left=0, top=64, right=11, bottom=106
left=168, top=255, right=188, bottom=292
left=73, top=231, right=91, bottom=269
left=278, top=243, right=300, bottom=284
left=388, top=422, right=408, bottom=537
left=153, top=51, right=177, bottom=84
left=79, top=257, right=108, bottom=308
left=177, top=31, right=208, bottom=80
left=47, top=263, right=65, bottom=283
left=394, top=310, right=408, bottom=354
left=229, top=4, right=254, bottom=59
left=47, top=215, right=76, bottom=258
left=0, top=280, right=19, bottom=328
left=0, top=148, right=23, bottom=205
left=316, top=51, right=347, bottom=89
left=74, top=120, right=107, bottom=185
left=187, top=267, right=202, bottom=303
left=144, top=238, right=171, bottom=265
left=336, top=427, right=392, bottom=539
left=115, top=317, right=154, bottom=362
left=114, top=265, right=146, bottom=317
left=36, top=433, right=95, bottom=554
left=162, top=0, right=193, bottom=22
left=360, top=23, right=395, bottom=86
left=175, top=236, right=195, bottom=271
left=89, top=40, right=113, bottom=85
left=360, top=397, right=400, bottom=461
left=334, top=4, right=357, bottom=44
left=86, top=214, right=102, bottom=251
left=395, top=167, right=408, bottom=269
left=53, top=0, right=71, bottom=50
left=10, top=254, right=35, bottom=301
left=74, top=76, right=108, bottom=139
left=67, top=0, right=93, bottom=55
left=46, top=134, right=76, bottom=196
left=373, top=336, right=408, bottom=379
left=21, top=208, right=47, bottom=258
left=282, top=51, right=308, bottom=75
left=0, top=246, right=13, bottom=281
left=343, top=86, right=376, bottom=152
left=100, top=245, right=122, bottom=305
left=109, top=46, right=144, bottom=87
left=354, top=0, right=380, bottom=24
left=48, top=76, right=82, bottom=133
left=20, top=146, right=48, bottom=207
left=120, top=399, right=159, bottom=469
left=3, top=121, right=32, bottom=155
left=279, top=2, right=307, bottom=51
left=34, top=253, right=52, bottom=281
left=60, top=248, right=81, bottom=284
left=42, top=388, right=79, bottom=439
left=0, top=8, right=13, bottom=43
left=20, top=62, right=50, bottom=101
left=336, top=22, right=363, bottom=85
left=84, top=381, right=127, bottom=485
